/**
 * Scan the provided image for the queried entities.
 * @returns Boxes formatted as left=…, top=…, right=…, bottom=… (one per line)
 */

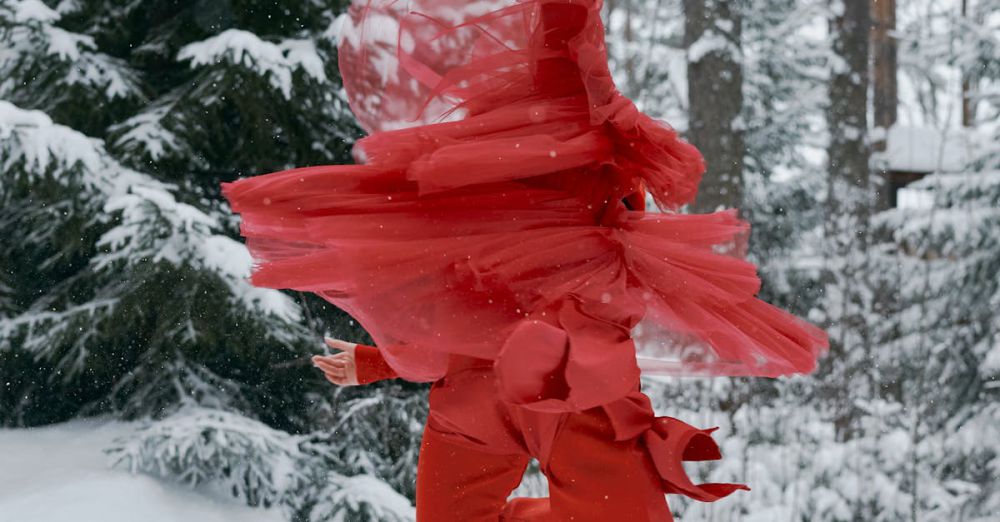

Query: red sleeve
left=354, top=344, right=400, bottom=384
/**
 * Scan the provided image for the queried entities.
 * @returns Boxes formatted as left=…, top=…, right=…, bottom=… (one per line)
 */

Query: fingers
left=315, top=337, right=359, bottom=387
left=313, top=357, right=346, bottom=374
left=313, top=356, right=346, bottom=375
left=314, top=353, right=350, bottom=365
left=324, top=337, right=357, bottom=354
left=315, top=363, right=348, bottom=386
left=312, top=355, right=354, bottom=387
left=324, top=372, right=347, bottom=386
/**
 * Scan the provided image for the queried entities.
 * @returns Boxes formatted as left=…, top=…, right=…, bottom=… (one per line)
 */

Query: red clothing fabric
left=221, top=0, right=827, bottom=517
left=354, top=344, right=399, bottom=385
left=420, top=401, right=678, bottom=522
left=354, top=306, right=748, bottom=520
left=221, top=0, right=829, bottom=387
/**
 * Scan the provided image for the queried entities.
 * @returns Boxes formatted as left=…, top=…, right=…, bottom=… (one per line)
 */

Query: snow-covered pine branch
left=0, top=100, right=307, bottom=421
left=177, top=30, right=328, bottom=100
left=0, top=0, right=145, bottom=136
left=107, top=10, right=355, bottom=175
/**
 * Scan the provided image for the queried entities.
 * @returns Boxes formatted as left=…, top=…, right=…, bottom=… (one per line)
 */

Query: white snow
left=178, top=30, right=328, bottom=99
left=199, top=235, right=303, bottom=323
left=687, top=31, right=739, bottom=63
left=54, top=0, right=81, bottom=15
left=13, top=0, right=60, bottom=23
left=279, top=39, right=328, bottom=84
left=41, top=25, right=94, bottom=61
left=1, top=4, right=142, bottom=101
left=0, top=100, right=107, bottom=178
left=110, top=102, right=186, bottom=160
left=881, top=124, right=975, bottom=173
left=0, top=419, right=285, bottom=522
left=311, top=473, right=417, bottom=522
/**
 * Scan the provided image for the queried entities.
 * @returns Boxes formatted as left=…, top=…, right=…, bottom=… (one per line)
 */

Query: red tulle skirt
left=222, top=0, right=828, bottom=387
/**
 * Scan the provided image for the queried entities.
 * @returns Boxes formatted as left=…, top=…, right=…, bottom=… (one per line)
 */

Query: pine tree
left=1, top=1, right=427, bottom=518
left=0, top=98, right=309, bottom=424
left=865, top=169, right=1000, bottom=520
left=0, top=0, right=358, bottom=430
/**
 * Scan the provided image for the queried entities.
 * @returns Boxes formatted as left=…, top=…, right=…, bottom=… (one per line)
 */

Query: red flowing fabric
left=223, top=0, right=827, bottom=384
left=223, top=1, right=828, bottom=511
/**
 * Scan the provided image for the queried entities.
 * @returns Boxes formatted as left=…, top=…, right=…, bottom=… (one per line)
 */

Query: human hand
left=312, top=337, right=358, bottom=386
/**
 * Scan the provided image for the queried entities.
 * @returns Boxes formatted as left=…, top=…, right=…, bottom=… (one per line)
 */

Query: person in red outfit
left=315, top=285, right=747, bottom=521
left=223, top=1, right=828, bottom=520
left=313, top=189, right=743, bottom=521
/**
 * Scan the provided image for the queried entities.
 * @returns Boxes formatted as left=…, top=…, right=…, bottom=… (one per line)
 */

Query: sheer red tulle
left=221, top=0, right=828, bottom=386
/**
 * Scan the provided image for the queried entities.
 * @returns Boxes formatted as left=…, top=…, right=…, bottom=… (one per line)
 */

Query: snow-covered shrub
left=107, top=407, right=307, bottom=507
left=107, top=406, right=418, bottom=521
left=312, top=382, right=428, bottom=501
left=305, top=472, right=415, bottom=522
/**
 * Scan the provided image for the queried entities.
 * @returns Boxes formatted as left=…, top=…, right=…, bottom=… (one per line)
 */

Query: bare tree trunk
left=871, top=0, right=897, bottom=133
left=828, top=0, right=871, bottom=205
left=961, top=0, right=976, bottom=127
left=824, top=0, right=872, bottom=443
left=827, top=0, right=872, bottom=242
left=871, top=0, right=897, bottom=209
left=684, top=0, right=745, bottom=212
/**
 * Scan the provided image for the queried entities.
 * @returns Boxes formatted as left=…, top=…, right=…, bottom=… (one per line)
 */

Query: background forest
left=0, top=0, right=997, bottom=521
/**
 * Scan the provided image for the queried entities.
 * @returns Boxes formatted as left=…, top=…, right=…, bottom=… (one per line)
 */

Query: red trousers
left=416, top=408, right=674, bottom=521
left=415, top=364, right=675, bottom=522
left=354, top=344, right=746, bottom=520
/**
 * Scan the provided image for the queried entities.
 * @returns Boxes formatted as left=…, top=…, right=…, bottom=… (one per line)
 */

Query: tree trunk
left=871, top=0, right=897, bottom=210
left=871, top=0, right=897, bottom=133
left=684, top=0, right=745, bottom=212
left=825, top=0, right=872, bottom=443
left=961, top=0, right=975, bottom=127
left=827, top=0, right=871, bottom=228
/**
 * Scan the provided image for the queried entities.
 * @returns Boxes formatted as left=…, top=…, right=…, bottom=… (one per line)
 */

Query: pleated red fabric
left=222, top=0, right=828, bottom=389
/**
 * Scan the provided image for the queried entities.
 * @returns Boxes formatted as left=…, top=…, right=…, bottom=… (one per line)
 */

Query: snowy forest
left=0, top=0, right=998, bottom=520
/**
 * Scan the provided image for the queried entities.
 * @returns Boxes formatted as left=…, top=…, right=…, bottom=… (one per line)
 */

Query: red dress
left=222, top=0, right=828, bottom=519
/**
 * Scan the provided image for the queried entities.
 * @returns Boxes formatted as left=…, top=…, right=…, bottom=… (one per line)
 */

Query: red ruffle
left=643, top=417, right=750, bottom=502
left=223, top=0, right=828, bottom=386
left=339, top=0, right=705, bottom=210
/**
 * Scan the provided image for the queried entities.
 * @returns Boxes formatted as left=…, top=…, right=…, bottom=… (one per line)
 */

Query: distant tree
left=871, top=0, right=897, bottom=210
left=684, top=0, right=746, bottom=212
left=821, top=0, right=873, bottom=442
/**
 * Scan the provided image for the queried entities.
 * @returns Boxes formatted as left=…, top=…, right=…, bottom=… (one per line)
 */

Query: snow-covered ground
left=0, top=419, right=285, bottom=522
